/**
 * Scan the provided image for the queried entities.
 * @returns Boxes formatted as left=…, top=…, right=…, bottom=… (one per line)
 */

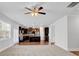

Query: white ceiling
left=0, top=2, right=79, bottom=27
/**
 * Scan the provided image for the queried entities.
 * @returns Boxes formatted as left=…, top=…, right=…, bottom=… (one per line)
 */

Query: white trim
left=0, top=43, right=15, bottom=52
left=55, top=43, right=68, bottom=51
left=68, top=48, right=79, bottom=51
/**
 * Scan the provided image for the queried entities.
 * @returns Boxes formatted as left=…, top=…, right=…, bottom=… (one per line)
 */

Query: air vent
left=67, top=2, right=79, bottom=8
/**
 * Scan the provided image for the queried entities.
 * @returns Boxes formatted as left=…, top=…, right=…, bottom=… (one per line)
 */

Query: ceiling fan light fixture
left=25, top=5, right=46, bottom=16
left=31, top=12, right=35, bottom=16
left=35, top=12, right=38, bottom=16
left=31, top=12, right=38, bottom=16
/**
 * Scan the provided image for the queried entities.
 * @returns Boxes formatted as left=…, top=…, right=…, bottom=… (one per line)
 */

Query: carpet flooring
left=0, top=45, right=75, bottom=56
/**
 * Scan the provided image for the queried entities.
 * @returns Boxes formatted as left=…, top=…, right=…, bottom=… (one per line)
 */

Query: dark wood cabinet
left=23, top=36, right=29, bottom=41
left=19, top=36, right=40, bottom=42
left=19, top=26, right=40, bottom=42
left=30, top=36, right=40, bottom=42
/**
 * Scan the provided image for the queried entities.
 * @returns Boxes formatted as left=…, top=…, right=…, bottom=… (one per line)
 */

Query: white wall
left=0, top=12, right=19, bottom=52
left=49, top=24, right=55, bottom=44
left=53, top=16, right=68, bottom=50
left=40, top=27, right=44, bottom=40
left=13, top=28, right=19, bottom=43
left=68, top=15, right=79, bottom=51
left=53, top=15, right=79, bottom=51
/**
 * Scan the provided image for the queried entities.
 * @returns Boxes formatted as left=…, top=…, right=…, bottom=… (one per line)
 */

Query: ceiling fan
left=24, top=6, right=46, bottom=16
left=67, top=2, right=79, bottom=8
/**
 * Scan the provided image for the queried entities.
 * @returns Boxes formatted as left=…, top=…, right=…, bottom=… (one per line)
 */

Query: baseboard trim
left=55, top=43, right=68, bottom=51
left=0, top=43, right=15, bottom=52
left=69, top=48, right=79, bottom=51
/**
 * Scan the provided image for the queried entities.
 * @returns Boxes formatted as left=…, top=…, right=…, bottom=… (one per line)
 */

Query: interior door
left=44, top=27, right=49, bottom=42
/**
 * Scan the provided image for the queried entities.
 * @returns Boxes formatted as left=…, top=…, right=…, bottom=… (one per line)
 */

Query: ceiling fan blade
left=24, top=12, right=31, bottom=14
left=38, top=7, right=43, bottom=11
left=25, top=7, right=32, bottom=11
left=67, top=2, right=79, bottom=7
left=38, top=12, right=46, bottom=15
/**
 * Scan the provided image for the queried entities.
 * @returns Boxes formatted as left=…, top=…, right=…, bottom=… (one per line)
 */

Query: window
left=0, top=20, right=11, bottom=40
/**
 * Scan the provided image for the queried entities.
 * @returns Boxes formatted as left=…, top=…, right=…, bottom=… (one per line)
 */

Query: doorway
left=18, top=26, right=49, bottom=45
left=44, top=27, right=49, bottom=42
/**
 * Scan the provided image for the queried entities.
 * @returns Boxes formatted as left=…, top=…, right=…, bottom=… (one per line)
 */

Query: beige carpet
left=0, top=45, right=75, bottom=56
